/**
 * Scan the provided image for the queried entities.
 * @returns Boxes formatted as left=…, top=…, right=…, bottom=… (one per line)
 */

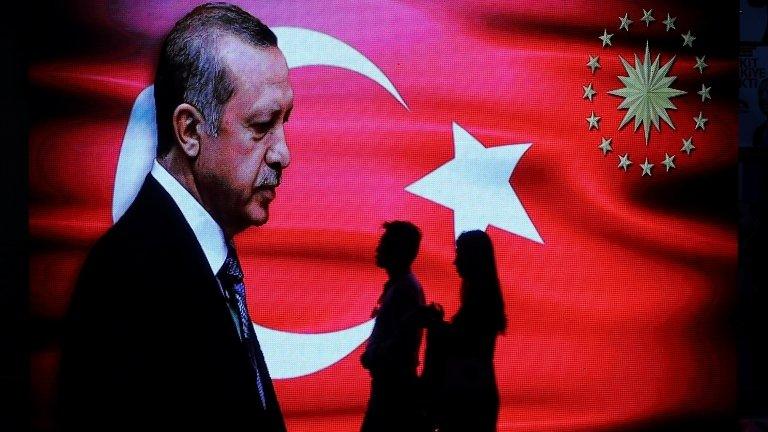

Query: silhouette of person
left=753, top=78, right=768, bottom=148
left=422, top=230, right=506, bottom=432
left=361, top=221, right=428, bottom=432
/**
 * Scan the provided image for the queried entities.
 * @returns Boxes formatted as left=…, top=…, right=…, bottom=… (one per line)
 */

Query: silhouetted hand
left=427, top=302, right=444, bottom=321
left=413, top=302, right=444, bottom=328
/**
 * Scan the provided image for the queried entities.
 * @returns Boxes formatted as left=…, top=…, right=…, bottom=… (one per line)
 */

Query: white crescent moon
left=273, top=27, right=408, bottom=110
left=112, top=27, right=408, bottom=379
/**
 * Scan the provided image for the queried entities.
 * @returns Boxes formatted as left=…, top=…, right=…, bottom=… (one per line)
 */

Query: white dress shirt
left=150, top=160, right=228, bottom=276
left=151, top=161, right=257, bottom=385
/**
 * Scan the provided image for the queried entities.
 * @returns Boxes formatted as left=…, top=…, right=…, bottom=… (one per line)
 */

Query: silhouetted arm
left=361, top=276, right=425, bottom=372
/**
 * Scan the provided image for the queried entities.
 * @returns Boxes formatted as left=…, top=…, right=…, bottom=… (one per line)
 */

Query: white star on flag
left=406, top=122, right=542, bottom=243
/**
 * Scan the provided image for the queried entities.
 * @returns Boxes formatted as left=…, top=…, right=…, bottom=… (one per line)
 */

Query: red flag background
left=29, top=1, right=738, bottom=431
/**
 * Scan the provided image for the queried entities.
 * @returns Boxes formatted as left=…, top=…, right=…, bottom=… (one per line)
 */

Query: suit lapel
left=131, top=175, right=285, bottom=428
left=128, top=175, right=243, bottom=345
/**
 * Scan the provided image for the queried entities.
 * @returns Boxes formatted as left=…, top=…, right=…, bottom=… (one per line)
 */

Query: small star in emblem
left=681, top=137, right=695, bottom=154
left=641, top=9, right=655, bottom=27
left=640, top=158, right=654, bottom=176
left=694, top=112, right=708, bottom=130
left=694, top=56, right=708, bottom=74
left=682, top=31, right=696, bottom=47
left=619, top=13, right=633, bottom=31
left=598, top=137, right=613, bottom=155
left=583, top=83, right=597, bottom=101
left=663, top=13, right=677, bottom=31
left=587, top=55, right=601, bottom=74
left=587, top=111, right=601, bottom=129
left=661, top=153, right=676, bottom=171
left=697, top=84, right=711, bottom=102
left=599, top=29, right=614, bottom=47
left=618, top=153, right=632, bottom=171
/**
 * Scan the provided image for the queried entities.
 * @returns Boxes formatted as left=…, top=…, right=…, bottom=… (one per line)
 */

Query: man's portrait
left=57, top=4, right=291, bottom=431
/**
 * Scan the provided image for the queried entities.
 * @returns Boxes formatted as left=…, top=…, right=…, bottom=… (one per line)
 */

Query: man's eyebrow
left=249, top=105, right=293, bottom=122
left=248, top=106, right=282, bottom=121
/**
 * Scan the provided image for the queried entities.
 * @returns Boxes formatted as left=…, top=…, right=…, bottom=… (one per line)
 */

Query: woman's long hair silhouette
left=454, top=230, right=507, bottom=334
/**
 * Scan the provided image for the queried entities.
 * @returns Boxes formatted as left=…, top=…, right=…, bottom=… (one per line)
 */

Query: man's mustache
left=256, top=168, right=281, bottom=188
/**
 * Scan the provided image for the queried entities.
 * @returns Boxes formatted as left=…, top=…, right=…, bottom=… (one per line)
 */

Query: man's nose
left=266, top=125, right=290, bottom=169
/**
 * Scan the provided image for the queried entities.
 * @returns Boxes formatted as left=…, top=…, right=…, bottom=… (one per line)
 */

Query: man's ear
left=172, top=103, right=205, bottom=158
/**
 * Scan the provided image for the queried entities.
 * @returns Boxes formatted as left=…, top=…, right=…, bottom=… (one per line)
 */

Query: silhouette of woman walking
left=422, top=230, right=506, bottom=432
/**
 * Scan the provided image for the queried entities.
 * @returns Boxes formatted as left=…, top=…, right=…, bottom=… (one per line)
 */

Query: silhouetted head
left=376, top=221, right=421, bottom=274
left=455, top=230, right=497, bottom=280
left=454, top=230, right=507, bottom=333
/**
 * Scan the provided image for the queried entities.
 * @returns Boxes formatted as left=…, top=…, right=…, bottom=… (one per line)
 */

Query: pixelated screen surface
left=29, top=1, right=737, bottom=431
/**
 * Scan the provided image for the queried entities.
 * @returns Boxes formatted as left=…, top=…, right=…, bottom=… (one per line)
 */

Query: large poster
left=30, top=1, right=737, bottom=431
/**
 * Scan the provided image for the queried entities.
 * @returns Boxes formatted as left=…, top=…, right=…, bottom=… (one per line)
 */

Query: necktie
left=218, top=246, right=269, bottom=409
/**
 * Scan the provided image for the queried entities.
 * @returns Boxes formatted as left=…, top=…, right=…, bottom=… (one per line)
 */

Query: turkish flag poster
left=29, top=1, right=738, bottom=431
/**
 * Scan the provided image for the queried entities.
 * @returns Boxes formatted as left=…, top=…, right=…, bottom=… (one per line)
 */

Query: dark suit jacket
left=57, top=175, right=286, bottom=432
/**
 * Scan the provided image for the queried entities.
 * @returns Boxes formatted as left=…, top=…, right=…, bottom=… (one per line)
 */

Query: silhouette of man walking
left=361, top=221, right=427, bottom=432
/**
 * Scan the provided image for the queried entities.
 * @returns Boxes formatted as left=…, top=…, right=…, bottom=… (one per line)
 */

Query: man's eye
left=252, top=122, right=271, bottom=132
left=250, top=122, right=273, bottom=140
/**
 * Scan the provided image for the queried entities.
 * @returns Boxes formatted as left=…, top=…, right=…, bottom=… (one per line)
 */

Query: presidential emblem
left=583, top=8, right=711, bottom=176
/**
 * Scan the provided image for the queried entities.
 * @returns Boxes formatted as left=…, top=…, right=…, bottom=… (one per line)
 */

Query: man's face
left=375, top=233, right=393, bottom=269
left=453, top=246, right=466, bottom=278
left=195, top=37, right=293, bottom=235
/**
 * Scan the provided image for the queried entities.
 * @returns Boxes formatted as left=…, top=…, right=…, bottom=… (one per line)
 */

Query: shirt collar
left=150, top=160, right=228, bottom=275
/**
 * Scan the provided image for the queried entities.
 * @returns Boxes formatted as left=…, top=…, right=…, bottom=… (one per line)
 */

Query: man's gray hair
left=154, top=2, right=277, bottom=156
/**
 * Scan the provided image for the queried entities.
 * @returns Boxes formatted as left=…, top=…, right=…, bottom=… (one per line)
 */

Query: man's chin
left=225, top=207, right=269, bottom=237
left=245, top=204, right=270, bottom=227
